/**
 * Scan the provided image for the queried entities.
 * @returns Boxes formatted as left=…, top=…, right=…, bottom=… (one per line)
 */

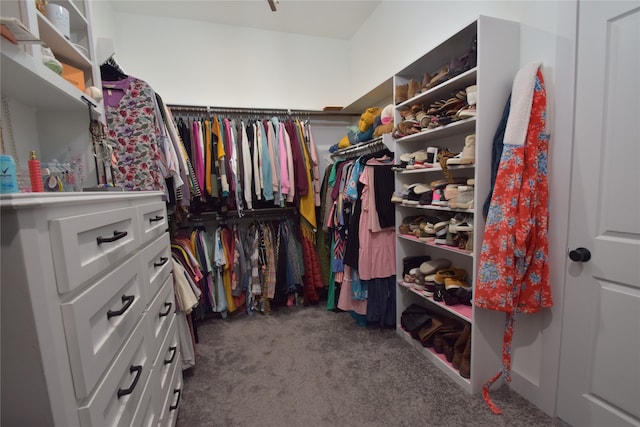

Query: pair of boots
left=452, top=323, right=471, bottom=379
left=395, top=79, right=422, bottom=104
left=433, top=325, right=461, bottom=362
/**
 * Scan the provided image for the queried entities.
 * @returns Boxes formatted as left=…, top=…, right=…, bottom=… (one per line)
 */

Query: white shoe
left=450, top=185, right=474, bottom=209
left=447, top=134, right=475, bottom=165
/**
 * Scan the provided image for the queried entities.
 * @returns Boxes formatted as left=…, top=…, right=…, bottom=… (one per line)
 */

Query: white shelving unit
left=1, top=0, right=102, bottom=187
left=393, top=16, right=520, bottom=394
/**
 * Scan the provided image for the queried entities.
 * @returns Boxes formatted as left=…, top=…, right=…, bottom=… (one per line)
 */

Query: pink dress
left=357, top=161, right=396, bottom=280
left=337, top=265, right=367, bottom=315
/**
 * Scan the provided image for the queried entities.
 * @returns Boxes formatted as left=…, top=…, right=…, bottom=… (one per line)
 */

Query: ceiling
left=106, top=0, right=382, bottom=40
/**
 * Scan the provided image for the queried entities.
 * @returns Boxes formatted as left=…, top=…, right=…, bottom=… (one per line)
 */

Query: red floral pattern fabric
left=475, top=69, right=552, bottom=314
left=475, top=68, right=552, bottom=415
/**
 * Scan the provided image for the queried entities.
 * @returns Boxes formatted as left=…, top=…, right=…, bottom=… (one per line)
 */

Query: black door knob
left=569, top=247, right=591, bottom=262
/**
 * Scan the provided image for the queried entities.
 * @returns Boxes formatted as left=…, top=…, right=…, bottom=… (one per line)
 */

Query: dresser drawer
left=61, top=253, right=145, bottom=400
left=158, top=356, right=183, bottom=427
left=78, top=318, right=152, bottom=427
left=147, top=275, right=176, bottom=361
left=137, top=201, right=168, bottom=246
left=50, top=206, right=140, bottom=294
left=154, top=315, right=180, bottom=400
left=140, top=232, right=173, bottom=306
left=129, top=367, right=160, bottom=427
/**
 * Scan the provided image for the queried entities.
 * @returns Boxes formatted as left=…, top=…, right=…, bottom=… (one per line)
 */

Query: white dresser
left=1, top=192, right=182, bottom=427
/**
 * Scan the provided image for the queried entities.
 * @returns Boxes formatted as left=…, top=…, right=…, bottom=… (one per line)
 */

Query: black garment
left=365, top=276, right=396, bottom=327
left=209, top=125, right=221, bottom=202
left=373, top=164, right=395, bottom=228
left=343, top=180, right=364, bottom=270
left=483, top=94, right=512, bottom=218
left=177, top=118, right=192, bottom=159
left=246, top=121, right=256, bottom=207
left=273, top=225, right=288, bottom=305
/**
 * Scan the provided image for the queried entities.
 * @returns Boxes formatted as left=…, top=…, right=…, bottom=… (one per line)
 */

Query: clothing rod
left=167, top=104, right=360, bottom=117
left=220, top=207, right=297, bottom=219
left=187, top=207, right=297, bottom=222
left=330, top=137, right=385, bottom=159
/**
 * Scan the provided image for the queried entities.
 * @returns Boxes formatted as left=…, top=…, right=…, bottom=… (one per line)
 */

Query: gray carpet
left=175, top=305, right=570, bottom=427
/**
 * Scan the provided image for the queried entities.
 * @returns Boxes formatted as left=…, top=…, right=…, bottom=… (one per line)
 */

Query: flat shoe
left=420, top=258, right=452, bottom=275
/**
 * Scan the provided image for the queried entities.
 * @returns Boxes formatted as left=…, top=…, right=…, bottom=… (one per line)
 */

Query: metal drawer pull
left=149, top=215, right=164, bottom=223
left=97, top=230, right=127, bottom=244
left=153, top=257, right=169, bottom=268
left=164, top=346, right=177, bottom=365
left=107, top=295, right=135, bottom=319
left=169, top=388, right=181, bottom=411
left=117, top=365, right=142, bottom=399
left=158, top=302, right=172, bottom=318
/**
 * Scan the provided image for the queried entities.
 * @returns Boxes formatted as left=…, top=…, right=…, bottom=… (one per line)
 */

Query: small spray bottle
left=29, top=150, right=44, bottom=192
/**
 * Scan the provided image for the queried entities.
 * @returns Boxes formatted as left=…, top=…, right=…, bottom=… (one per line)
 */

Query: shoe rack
left=393, top=16, right=520, bottom=393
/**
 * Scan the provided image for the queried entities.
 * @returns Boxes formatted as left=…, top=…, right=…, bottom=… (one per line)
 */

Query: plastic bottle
left=0, top=154, right=19, bottom=193
left=29, top=150, right=44, bottom=192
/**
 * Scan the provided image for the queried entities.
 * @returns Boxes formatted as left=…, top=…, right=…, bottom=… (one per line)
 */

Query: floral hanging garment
left=104, top=76, right=167, bottom=192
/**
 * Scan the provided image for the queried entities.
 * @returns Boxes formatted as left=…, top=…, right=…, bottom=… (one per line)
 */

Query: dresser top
left=0, top=191, right=164, bottom=209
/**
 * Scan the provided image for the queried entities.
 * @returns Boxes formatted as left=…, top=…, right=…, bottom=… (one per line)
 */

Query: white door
left=557, top=1, right=640, bottom=427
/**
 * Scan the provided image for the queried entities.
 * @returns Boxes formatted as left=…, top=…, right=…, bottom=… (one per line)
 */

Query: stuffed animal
left=337, top=107, right=381, bottom=149
left=373, top=104, right=394, bottom=137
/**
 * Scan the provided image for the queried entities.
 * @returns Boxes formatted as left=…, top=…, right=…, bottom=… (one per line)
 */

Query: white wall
left=90, top=1, right=577, bottom=417
left=92, top=10, right=351, bottom=111
left=88, top=0, right=117, bottom=61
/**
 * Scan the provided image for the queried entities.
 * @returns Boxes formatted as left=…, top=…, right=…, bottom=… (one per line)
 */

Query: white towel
left=504, top=62, right=542, bottom=146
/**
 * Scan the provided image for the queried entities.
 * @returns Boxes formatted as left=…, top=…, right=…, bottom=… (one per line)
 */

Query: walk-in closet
left=2, top=1, right=638, bottom=427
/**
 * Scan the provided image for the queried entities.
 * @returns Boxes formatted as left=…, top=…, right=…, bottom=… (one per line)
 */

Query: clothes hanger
left=100, top=56, right=128, bottom=82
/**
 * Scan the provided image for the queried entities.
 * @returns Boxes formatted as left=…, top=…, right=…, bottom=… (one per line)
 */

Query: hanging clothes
left=102, top=76, right=167, bottom=192
left=172, top=258, right=200, bottom=315
left=297, top=119, right=317, bottom=236
left=322, top=143, right=396, bottom=327
left=156, top=96, right=190, bottom=206
left=316, top=165, right=333, bottom=289
left=212, top=226, right=229, bottom=317
left=475, top=63, right=552, bottom=414
left=357, top=157, right=395, bottom=281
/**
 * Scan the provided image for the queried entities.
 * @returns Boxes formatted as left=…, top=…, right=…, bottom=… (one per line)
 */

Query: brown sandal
left=425, top=65, right=450, bottom=90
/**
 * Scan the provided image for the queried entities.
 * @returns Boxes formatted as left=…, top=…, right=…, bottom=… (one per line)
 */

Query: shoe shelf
left=398, top=234, right=473, bottom=257
left=395, top=164, right=474, bottom=175
left=398, top=327, right=471, bottom=391
left=403, top=203, right=475, bottom=214
left=394, top=117, right=476, bottom=145
left=398, top=281, right=473, bottom=322
left=397, top=67, right=477, bottom=110
left=394, top=15, right=520, bottom=395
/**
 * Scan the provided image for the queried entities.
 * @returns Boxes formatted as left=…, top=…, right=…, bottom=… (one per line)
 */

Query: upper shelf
left=397, top=68, right=477, bottom=109
left=48, top=0, right=88, bottom=28
left=394, top=117, right=476, bottom=145
left=395, top=20, right=477, bottom=79
left=37, top=10, right=91, bottom=71
left=1, top=40, right=101, bottom=112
